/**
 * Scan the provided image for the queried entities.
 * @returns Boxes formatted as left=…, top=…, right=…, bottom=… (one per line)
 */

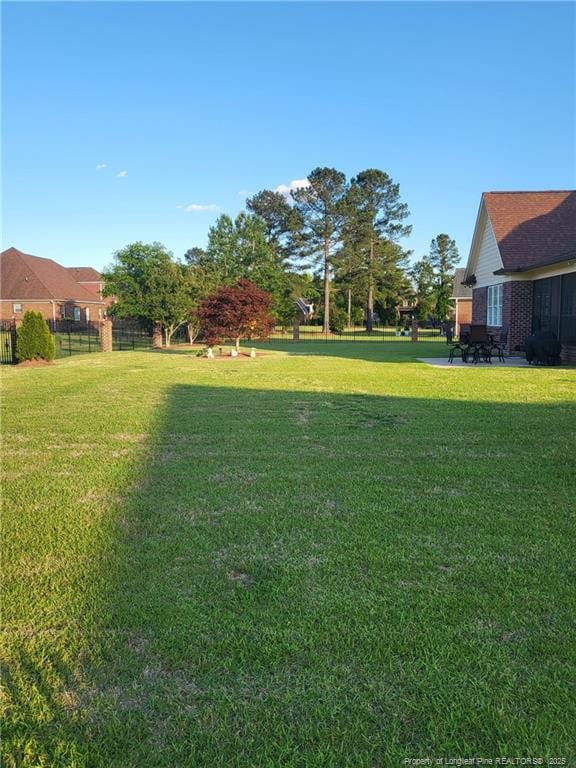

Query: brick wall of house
left=472, top=287, right=487, bottom=324
left=455, top=299, right=472, bottom=335
left=472, top=282, right=536, bottom=356
left=0, top=300, right=105, bottom=322
left=503, top=281, right=533, bottom=354
left=0, top=300, right=56, bottom=321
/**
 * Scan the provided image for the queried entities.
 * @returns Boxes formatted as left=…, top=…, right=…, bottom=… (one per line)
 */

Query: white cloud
left=275, top=178, right=310, bottom=200
left=238, top=189, right=252, bottom=197
left=184, top=203, right=220, bottom=213
left=96, top=163, right=107, bottom=170
left=116, top=170, right=128, bottom=178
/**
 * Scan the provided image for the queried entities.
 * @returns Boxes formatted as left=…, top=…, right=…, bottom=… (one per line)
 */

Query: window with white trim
left=487, top=284, right=503, bottom=326
left=73, top=306, right=81, bottom=322
left=13, top=303, right=22, bottom=313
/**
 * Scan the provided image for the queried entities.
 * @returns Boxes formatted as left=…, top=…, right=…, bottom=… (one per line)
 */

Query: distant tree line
left=102, top=167, right=460, bottom=345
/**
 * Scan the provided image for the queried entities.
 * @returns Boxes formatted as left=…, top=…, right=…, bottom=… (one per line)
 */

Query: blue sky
left=2, top=1, right=574, bottom=272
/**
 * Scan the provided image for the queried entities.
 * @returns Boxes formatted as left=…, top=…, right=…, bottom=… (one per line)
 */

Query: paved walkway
left=417, top=356, right=529, bottom=368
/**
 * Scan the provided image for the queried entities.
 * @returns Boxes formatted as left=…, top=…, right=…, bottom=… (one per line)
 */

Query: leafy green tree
left=371, top=240, right=412, bottom=325
left=246, top=190, right=303, bottom=265
left=342, top=169, right=411, bottom=332
left=234, top=212, right=277, bottom=275
left=205, top=215, right=239, bottom=282
left=335, top=238, right=411, bottom=330
left=16, top=311, right=56, bottom=362
left=183, top=247, right=208, bottom=266
left=102, top=242, right=197, bottom=346
left=291, top=167, right=349, bottom=334
left=428, top=234, right=460, bottom=321
left=204, top=213, right=273, bottom=284
left=410, top=256, right=436, bottom=322
left=202, top=212, right=297, bottom=326
left=274, top=271, right=320, bottom=330
left=333, top=239, right=364, bottom=327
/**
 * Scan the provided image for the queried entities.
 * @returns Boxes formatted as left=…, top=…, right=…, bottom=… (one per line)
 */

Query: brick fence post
left=292, top=320, right=300, bottom=342
left=99, top=318, right=113, bottom=352
left=411, top=318, right=419, bottom=342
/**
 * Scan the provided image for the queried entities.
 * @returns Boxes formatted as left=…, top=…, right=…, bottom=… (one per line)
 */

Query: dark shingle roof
left=67, top=267, right=101, bottom=282
left=483, top=191, right=576, bottom=271
left=451, top=268, right=472, bottom=299
left=0, top=247, right=100, bottom=302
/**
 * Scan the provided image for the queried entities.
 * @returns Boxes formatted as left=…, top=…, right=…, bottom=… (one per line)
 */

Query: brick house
left=451, top=267, right=472, bottom=337
left=463, top=191, right=576, bottom=362
left=67, top=267, right=104, bottom=299
left=0, top=247, right=108, bottom=323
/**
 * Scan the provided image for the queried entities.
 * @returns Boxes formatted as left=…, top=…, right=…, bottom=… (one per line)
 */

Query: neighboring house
left=67, top=266, right=115, bottom=311
left=464, top=191, right=576, bottom=361
left=67, top=267, right=104, bottom=299
left=0, top=247, right=108, bottom=323
left=451, top=267, right=472, bottom=336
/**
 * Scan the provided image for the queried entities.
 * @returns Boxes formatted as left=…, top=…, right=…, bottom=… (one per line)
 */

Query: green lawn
left=2, top=343, right=575, bottom=767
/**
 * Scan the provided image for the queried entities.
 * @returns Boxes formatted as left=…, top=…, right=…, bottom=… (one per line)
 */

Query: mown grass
left=1, top=342, right=575, bottom=767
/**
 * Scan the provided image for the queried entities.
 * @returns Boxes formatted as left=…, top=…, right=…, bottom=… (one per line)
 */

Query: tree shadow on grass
left=3, top=385, right=575, bottom=766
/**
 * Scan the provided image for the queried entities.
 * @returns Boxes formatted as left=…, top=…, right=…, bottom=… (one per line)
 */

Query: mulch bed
left=16, top=359, right=54, bottom=367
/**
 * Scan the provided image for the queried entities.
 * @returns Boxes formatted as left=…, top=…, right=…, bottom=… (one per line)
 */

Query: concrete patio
left=417, top=356, right=529, bottom=368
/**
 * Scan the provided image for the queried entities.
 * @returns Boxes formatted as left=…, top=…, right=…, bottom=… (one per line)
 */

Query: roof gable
left=483, top=191, right=576, bottom=271
left=451, top=268, right=472, bottom=299
left=465, top=199, right=503, bottom=284
left=0, top=247, right=99, bottom=302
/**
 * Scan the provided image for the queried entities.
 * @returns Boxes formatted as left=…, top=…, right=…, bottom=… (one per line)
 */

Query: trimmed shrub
left=16, top=312, right=56, bottom=362
left=329, top=306, right=347, bottom=334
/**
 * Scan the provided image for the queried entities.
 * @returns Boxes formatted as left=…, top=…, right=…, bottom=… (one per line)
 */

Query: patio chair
left=442, top=322, right=455, bottom=344
left=448, top=325, right=471, bottom=363
left=488, top=325, right=509, bottom=362
left=467, top=325, right=492, bottom=363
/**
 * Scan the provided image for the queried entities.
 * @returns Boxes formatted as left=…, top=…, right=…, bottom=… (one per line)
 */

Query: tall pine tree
left=341, top=169, right=411, bottom=332
left=291, top=168, right=348, bottom=334
left=428, top=234, right=460, bottom=321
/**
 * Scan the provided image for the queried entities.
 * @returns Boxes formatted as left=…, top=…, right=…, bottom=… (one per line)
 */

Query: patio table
left=448, top=325, right=493, bottom=364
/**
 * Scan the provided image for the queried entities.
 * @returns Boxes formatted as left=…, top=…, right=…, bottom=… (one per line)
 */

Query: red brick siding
left=472, top=287, right=487, bottom=324
left=455, top=299, right=472, bottom=336
left=472, top=282, right=535, bottom=355
left=0, top=300, right=105, bottom=322
left=1, top=300, right=56, bottom=321
left=503, top=281, right=533, bottom=354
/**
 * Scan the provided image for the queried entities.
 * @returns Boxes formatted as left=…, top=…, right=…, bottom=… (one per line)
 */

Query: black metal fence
left=112, top=320, right=153, bottom=351
left=0, top=320, right=18, bottom=364
left=47, top=319, right=101, bottom=358
left=265, top=324, right=445, bottom=343
left=1, top=317, right=447, bottom=365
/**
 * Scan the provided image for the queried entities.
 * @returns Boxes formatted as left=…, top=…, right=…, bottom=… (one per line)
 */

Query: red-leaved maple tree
left=198, top=279, right=275, bottom=350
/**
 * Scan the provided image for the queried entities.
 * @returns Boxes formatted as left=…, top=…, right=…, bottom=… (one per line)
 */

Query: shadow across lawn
left=3, top=384, right=575, bottom=767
